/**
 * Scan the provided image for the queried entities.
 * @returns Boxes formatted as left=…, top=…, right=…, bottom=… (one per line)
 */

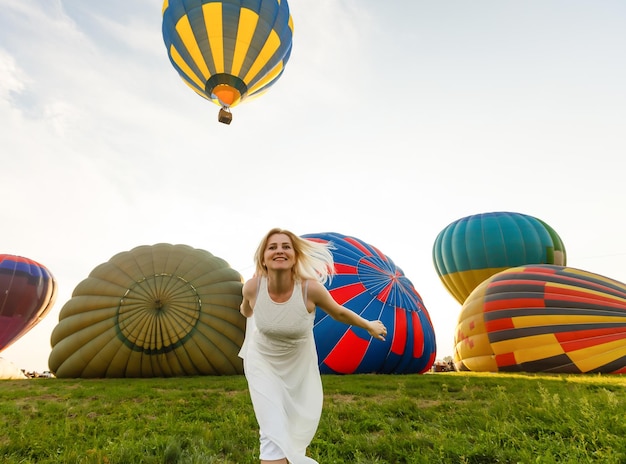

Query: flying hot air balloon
left=162, top=0, right=294, bottom=124
left=302, top=232, right=437, bottom=374
left=454, top=264, right=626, bottom=374
left=432, top=212, right=567, bottom=305
left=0, top=254, right=57, bottom=352
left=48, top=244, right=246, bottom=378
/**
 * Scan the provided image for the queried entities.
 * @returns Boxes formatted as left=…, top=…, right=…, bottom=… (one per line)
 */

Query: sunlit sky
left=2, top=0, right=625, bottom=372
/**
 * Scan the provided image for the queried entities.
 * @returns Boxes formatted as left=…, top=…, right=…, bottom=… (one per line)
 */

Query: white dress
left=239, top=277, right=323, bottom=464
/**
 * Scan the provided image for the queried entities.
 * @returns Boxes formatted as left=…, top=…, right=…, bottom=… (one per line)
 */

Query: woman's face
left=263, top=233, right=296, bottom=271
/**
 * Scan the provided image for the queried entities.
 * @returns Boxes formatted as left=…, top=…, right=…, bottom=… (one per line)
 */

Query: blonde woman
left=239, top=228, right=387, bottom=464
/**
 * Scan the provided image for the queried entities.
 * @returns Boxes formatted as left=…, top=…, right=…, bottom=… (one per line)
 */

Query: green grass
left=1, top=372, right=625, bottom=463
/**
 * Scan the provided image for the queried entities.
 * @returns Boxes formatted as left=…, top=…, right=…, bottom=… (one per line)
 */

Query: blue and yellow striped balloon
left=162, top=0, right=293, bottom=118
left=432, top=212, right=567, bottom=305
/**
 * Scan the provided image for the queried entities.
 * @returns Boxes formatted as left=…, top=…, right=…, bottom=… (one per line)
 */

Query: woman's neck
left=265, top=270, right=295, bottom=303
left=266, top=269, right=294, bottom=293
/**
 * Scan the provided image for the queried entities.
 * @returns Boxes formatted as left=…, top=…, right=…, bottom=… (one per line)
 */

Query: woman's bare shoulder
left=304, top=279, right=328, bottom=298
left=242, top=276, right=260, bottom=296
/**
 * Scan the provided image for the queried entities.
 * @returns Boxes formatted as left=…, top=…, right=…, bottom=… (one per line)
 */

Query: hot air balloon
left=48, top=244, right=245, bottom=378
left=0, top=254, right=57, bottom=352
left=302, top=232, right=436, bottom=374
left=162, top=0, right=294, bottom=124
left=433, top=212, right=566, bottom=305
left=454, top=264, right=626, bottom=374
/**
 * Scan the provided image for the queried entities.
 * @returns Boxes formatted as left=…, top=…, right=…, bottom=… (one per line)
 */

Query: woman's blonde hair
left=254, top=228, right=335, bottom=284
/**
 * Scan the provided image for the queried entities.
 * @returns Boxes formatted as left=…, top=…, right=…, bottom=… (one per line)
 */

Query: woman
left=239, top=228, right=387, bottom=464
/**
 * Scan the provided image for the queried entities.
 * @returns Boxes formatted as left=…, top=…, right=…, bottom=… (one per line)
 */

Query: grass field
left=1, top=372, right=625, bottom=463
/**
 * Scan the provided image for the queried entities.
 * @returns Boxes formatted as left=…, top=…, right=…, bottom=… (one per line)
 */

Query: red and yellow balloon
left=455, top=264, right=626, bottom=374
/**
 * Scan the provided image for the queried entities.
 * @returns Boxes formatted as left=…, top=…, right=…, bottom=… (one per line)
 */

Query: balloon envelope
left=49, top=244, right=245, bottom=378
left=455, top=264, right=626, bottom=374
left=433, top=212, right=566, bottom=304
left=162, top=0, right=293, bottom=110
left=302, top=232, right=436, bottom=374
left=0, top=254, right=57, bottom=352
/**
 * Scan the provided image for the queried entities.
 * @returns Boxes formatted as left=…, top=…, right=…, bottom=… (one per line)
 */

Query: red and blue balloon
left=302, top=232, right=436, bottom=374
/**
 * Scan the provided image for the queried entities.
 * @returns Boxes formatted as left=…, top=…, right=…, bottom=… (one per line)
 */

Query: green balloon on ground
left=49, top=244, right=245, bottom=378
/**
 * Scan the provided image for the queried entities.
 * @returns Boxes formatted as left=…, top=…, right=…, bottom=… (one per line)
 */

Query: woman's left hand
left=367, top=320, right=387, bottom=341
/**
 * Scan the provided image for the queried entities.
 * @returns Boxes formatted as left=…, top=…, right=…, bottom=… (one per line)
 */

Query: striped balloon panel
left=457, top=264, right=626, bottom=374
left=453, top=279, right=498, bottom=372
left=303, top=232, right=436, bottom=374
left=162, top=0, right=293, bottom=106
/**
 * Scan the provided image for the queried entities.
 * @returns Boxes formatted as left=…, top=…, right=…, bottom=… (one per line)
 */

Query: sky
left=1, top=0, right=626, bottom=372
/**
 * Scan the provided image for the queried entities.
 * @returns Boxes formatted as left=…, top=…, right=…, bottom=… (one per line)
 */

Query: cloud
left=0, top=49, right=27, bottom=99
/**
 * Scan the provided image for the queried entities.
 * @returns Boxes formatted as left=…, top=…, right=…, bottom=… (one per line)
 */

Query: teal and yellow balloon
left=432, top=212, right=566, bottom=304
left=162, top=0, right=294, bottom=124
left=48, top=244, right=245, bottom=378
left=455, top=265, right=626, bottom=374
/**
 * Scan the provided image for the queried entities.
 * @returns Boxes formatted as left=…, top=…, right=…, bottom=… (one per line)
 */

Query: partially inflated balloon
left=433, top=212, right=566, bottom=304
left=455, top=265, right=626, bottom=374
left=49, top=244, right=245, bottom=378
left=0, top=255, right=57, bottom=352
left=162, top=0, right=293, bottom=123
left=302, top=232, right=436, bottom=374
